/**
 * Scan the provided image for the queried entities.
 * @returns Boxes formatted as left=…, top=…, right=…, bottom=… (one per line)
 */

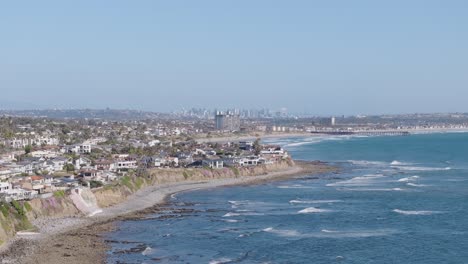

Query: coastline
left=0, top=161, right=337, bottom=264
left=195, top=132, right=312, bottom=143
left=195, top=128, right=468, bottom=144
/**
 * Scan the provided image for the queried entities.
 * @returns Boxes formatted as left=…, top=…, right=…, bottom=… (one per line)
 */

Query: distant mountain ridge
left=0, top=108, right=172, bottom=120
left=0, top=100, right=44, bottom=110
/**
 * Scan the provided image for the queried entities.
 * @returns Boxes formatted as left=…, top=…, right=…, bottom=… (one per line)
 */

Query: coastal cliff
left=0, top=160, right=295, bottom=247
left=94, top=160, right=294, bottom=207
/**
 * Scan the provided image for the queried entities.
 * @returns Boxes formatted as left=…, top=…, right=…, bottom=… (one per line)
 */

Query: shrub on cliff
left=11, top=200, right=25, bottom=216
left=53, top=190, right=66, bottom=198
left=134, top=177, right=144, bottom=190
left=0, top=202, right=9, bottom=217
left=89, top=180, right=104, bottom=189
left=23, top=201, right=32, bottom=212
left=120, top=176, right=134, bottom=190
left=230, top=167, right=240, bottom=177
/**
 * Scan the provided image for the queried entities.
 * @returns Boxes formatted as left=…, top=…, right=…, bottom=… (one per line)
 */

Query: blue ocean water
left=106, top=133, right=468, bottom=263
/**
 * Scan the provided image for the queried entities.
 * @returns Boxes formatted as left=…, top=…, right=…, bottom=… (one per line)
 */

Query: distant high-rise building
left=215, top=111, right=241, bottom=131
left=331, top=116, right=336, bottom=126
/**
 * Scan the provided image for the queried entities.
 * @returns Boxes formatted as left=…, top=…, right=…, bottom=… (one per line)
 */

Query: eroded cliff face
left=0, top=161, right=294, bottom=246
left=0, top=189, right=98, bottom=247
left=0, top=200, right=36, bottom=246
left=93, top=161, right=294, bottom=208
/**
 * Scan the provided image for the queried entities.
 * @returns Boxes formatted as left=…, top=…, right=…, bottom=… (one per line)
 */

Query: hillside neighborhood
left=0, top=116, right=289, bottom=203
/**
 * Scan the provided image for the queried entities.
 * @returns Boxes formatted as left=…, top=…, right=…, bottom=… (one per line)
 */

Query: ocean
left=105, top=133, right=468, bottom=263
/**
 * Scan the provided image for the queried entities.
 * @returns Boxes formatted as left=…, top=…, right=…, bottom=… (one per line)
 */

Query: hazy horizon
left=1, top=1, right=467, bottom=115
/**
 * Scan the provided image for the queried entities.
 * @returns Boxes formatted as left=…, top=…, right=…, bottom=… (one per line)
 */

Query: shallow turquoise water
left=106, top=133, right=468, bottom=263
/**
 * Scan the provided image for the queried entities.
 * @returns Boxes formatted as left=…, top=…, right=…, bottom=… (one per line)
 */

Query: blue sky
left=0, top=1, right=467, bottom=115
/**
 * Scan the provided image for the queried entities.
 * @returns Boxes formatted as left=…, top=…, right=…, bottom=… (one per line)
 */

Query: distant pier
left=311, top=130, right=410, bottom=136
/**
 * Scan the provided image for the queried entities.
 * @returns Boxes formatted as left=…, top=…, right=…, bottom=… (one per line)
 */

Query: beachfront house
left=202, top=159, right=224, bottom=169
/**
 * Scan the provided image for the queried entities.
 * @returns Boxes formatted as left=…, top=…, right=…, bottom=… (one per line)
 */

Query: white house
left=114, top=160, right=138, bottom=171
left=260, top=146, right=285, bottom=155
left=237, top=156, right=265, bottom=166
left=202, top=159, right=224, bottom=169
left=62, top=144, right=92, bottom=154
left=0, top=182, right=11, bottom=193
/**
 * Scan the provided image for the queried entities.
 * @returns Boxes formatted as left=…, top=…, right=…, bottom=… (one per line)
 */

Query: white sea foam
left=347, top=160, right=388, bottom=166
left=327, top=174, right=385, bottom=187
left=394, top=166, right=451, bottom=171
left=289, top=199, right=342, bottom=204
left=223, top=212, right=264, bottom=217
left=223, top=219, right=239, bottom=223
left=229, top=200, right=245, bottom=209
left=393, top=209, right=442, bottom=215
left=278, top=185, right=314, bottom=189
left=263, top=227, right=396, bottom=238
left=339, top=187, right=405, bottom=192
left=223, top=212, right=241, bottom=217
left=209, top=258, right=233, bottom=264
left=390, top=160, right=413, bottom=166
left=283, top=136, right=346, bottom=148
left=406, top=183, right=428, bottom=187
left=285, top=141, right=317, bottom=147
left=298, top=207, right=331, bottom=214
left=397, top=176, right=420, bottom=182
left=262, top=227, right=301, bottom=237
left=318, top=229, right=397, bottom=238
left=142, top=247, right=155, bottom=256
left=321, top=229, right=339, bottom=233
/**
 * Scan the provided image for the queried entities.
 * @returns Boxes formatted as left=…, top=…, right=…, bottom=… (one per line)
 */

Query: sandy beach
left=195, top=132, right=313, bottom=143
left=0, top=161, right=336, bottom=264
left=195, top=128, right=468, bottom=144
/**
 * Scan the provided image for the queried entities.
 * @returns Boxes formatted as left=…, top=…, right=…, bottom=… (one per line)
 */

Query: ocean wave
left=278, top=185, right=315, bottom=189
left=223, top=219, right=240, bottom=223
left=317, top=229, right=397, bottom=238
left=321, top=229, right=339, bottom=233
left=406, top=183, right=428, bottom=187
left=339, top=188, right=405, bottom=192
left=390, top=160, right=413, bottom=166
left=223, top=212, right=264, bottom=217
left=393, top=166, right=451, bottom=171
left=397, top=176, right=420, bottom=182
left=284, top=141, right=318, bottom=147
left=298, top=207, right=332, bottom=214
left=347, top=160, right=388, bottom=166
left=327, top=174, right=386, bottom=187
left=263, top=227, right=396, bottom=238
left=283, top=136, right=348, bottom=148
left=142, top=247, right=155, bottom=256
left=229, top=200, right=247, bottom=209
left=262, top=227, right=301, bottom=237
left=209, top=258, right=233, bottom=264
left=223, top=212, right=241, bottom=217
left=289, top=199, right=342, bottom=204
left=393, top=209, right=442, bottom=215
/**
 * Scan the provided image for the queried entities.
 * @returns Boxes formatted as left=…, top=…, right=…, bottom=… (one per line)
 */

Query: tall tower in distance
left=331, top=116, right=336, bottom=126
left=215, top=110, right=241, bottom=131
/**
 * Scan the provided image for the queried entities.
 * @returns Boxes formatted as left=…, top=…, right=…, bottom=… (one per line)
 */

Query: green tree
left=63, top=163, right=75, bottom=172
left=253, top=138, right=262, bottom=155
left=24, top=145, right=32, bottom=155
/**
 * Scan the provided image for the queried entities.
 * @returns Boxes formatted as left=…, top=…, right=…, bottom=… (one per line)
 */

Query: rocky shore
left=0, top=161, right=337, bottom=264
